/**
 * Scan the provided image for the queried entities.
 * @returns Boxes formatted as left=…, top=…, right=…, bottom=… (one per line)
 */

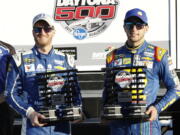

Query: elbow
left=175, top=85, right=180, bottom=97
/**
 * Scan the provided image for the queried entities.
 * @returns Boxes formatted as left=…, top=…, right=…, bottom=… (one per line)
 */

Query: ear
left=52, top=29, right=56, bottom=36
left=123, top=25, right=127, bottom=33
left=145, top=25, right=149, bottom=32
left=32, top=29, right=35, bottom=37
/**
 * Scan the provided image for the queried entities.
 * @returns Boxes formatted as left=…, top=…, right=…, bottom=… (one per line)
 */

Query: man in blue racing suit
left=0, top=41, right=15, bottom=94
left=5, top=13, right=82, bottom=135
left=0, top=41, right=16, bottom=135
left=103, top=8, right=180, bottom=135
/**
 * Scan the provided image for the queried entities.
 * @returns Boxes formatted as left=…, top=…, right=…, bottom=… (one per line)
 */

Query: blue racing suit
left=103, top=41, right=180, bottom=135
left=0, top=46, right=9, bottom=94
left=5, top=46, right=82, bottom=135
left=0, top=41, right=16, bottom=135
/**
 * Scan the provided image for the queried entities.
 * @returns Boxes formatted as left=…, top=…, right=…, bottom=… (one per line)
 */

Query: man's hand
left=145, top=106, right=158, bottom=122
left=28, top=111, right=47, bottom=127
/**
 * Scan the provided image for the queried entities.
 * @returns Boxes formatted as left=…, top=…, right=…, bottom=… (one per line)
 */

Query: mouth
left=129, top=33, right=138, bottom=37
left=37, top=35, right=48, bottom=38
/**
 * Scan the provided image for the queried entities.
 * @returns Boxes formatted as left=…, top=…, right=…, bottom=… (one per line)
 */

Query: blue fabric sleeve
left=155, top=53, right=180, bottom=113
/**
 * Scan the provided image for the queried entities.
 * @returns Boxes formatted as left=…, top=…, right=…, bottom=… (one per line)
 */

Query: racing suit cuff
left=154, top=104, right=161, bottom=114
left=26, top=107, right=35, bottom=118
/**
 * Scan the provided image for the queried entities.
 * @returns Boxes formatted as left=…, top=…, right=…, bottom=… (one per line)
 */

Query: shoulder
left=153, top=45, right=167, bottom=62
left=0, top=45, right=10, bottom=56
left=106, top=46, right=123, bottom=64
left=0, top=40, right=15, bottom=55
left=106, top=50, right=115, bottom=64
left=22, top=50, right=33, bottom=56
left=145, top=44, right=167, bottom=62
left=54, top=49, right=75, bottom=68
left=12, top=50, right=33, bottom=67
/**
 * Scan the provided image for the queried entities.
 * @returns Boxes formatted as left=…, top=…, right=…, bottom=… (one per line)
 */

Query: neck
left=36, top=44, right=52, bottom=54
left=127, top=39, right=145, bottom=49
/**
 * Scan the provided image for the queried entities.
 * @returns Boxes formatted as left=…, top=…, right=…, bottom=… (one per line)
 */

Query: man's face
left=124, top=17, right=148, bottom=44
left=33, top=20, right=55, bottom=47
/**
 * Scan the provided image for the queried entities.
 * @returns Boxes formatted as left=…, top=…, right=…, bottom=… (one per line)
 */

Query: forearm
left=155, top=88, right=179, bottom=113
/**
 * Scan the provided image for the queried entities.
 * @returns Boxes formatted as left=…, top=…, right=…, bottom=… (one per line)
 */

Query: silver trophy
left=36, top=69, right=82, bottom=123
left=102, top=66, right=149, bottom=120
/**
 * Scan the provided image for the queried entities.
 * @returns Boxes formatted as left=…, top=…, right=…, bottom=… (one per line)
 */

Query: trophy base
left=102, top=105, right=149, bottom=120
left=39, top=107, right=82, bottom=124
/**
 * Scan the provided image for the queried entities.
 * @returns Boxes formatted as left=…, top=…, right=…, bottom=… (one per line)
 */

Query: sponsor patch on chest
left=24, top=64, right=35, bottom=72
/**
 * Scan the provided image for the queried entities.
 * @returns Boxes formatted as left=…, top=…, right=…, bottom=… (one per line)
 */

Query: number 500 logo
left=54, top=0, right=119, bottom=40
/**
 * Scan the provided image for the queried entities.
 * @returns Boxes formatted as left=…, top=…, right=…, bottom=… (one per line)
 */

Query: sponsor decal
left=141, top=57, right=153, bottom=61
left=105, top=46, right=115, bottom=52
left=73, top=27, right=87, bottom=40
left=55, top=47, right=77, bottom=60
left=36, top=64, right=45, bottom=71
left=133, top=60, right=153, bottom=68
left=114, top=59, right=122, bottom=66
left=47, top=64, right=52, bottom=71
left=23, top=58, right=35, bottom=63
left=54, top=66, right=65, bottom=70
left=47, top=76, right=65, bottom=92
left=24, top=64, right=35, bottom=72
left=131, top=50, right=137, bottom=54
left=54, top=0, right=119, bottom=39
left=54, top=60, right=64, bottom=65
left=137, top=11, right=143, bottom=16
left=148, top=45, right=154, bottom=49
left=106, top=51, right=114, bottom=64
left=7, top=63, right=12, bottom=72
left=115, top=71, right=133, bottom=88
left=154, top=47, right=167, bottom=62
left=115, top=54, right=125, bottom=59
left=123, top=58, right=131, bottom=65
left=167, top=56, right=175, bottom=70
left=143, top=61, right=153, bottom=69
left=144, top=51, right=154, bottom=57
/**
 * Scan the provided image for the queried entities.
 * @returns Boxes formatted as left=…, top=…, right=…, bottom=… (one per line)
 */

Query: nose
left=131, top=25, right=138, bottom=31
left=39, top=28, right=46, bottom=34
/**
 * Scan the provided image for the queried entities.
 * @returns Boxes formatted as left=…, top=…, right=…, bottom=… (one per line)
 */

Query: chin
left=130, top=39, right=139, bottom=42
left=38, top=40, right=48, bottom=45
left=37, top=42, right=47, bottom=46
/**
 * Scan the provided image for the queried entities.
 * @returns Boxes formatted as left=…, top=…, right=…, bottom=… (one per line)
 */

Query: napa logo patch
left=54, top=0, right=119, bottom=40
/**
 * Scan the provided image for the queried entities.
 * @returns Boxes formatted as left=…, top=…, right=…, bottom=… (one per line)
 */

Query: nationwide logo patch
left=54, top=0, right=119, bottom=40
left=47, top=76, right=65, bottom=92
left=115, top=71, right=133, bottom=88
